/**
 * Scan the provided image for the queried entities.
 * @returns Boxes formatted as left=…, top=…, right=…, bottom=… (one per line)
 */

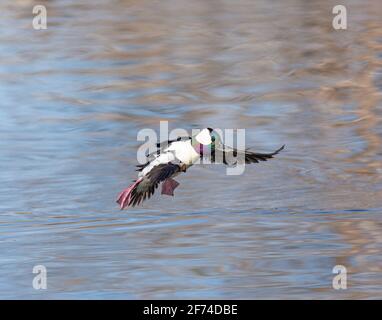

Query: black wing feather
left=129, top=163, right=181, bottom=207
left=243, top=145, right=285, bottom=164
left=220, top=144, right=285, bottom=165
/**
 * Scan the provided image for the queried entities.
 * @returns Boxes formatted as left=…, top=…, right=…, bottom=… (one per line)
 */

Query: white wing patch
left=165, top=140, right=199, bottom=165
left=139, top=140, right=200, bottom=177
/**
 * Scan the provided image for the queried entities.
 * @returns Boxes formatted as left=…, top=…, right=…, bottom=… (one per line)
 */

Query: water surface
left=0, top=0, right=382, bottom=299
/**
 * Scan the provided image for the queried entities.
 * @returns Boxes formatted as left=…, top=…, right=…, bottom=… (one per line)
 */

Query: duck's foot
left=116, top=178, right=143, bottom=210
left=161, top=178, right=179, bottom=196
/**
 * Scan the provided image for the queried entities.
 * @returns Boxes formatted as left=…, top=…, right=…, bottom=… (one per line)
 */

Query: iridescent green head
left=192, top=128, right=221, bottom=154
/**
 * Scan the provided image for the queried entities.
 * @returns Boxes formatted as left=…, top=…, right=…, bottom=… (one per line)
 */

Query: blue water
left=0, top=0, right=381, bottom=299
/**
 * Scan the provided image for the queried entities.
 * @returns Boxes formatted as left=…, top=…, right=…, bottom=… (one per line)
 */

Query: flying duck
left=117, top=128, right=284, bottom=209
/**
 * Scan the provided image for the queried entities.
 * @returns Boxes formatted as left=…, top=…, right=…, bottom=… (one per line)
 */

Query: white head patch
left=195, top=128, right=212, bottom=145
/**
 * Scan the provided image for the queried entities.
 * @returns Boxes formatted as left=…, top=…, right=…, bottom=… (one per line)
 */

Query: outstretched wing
left=129, top=163, right=181, bottom=207
left=215, top=144, right=285, bottom=165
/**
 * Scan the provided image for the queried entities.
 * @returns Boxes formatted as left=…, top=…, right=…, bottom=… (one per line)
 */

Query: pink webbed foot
left=117, top=178, right=142, bottom=209
left=161, top=178, right=179, bottom=196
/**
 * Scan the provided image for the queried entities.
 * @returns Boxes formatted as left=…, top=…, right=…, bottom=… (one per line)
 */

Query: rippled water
left=1, top=0, right=382, bottom=299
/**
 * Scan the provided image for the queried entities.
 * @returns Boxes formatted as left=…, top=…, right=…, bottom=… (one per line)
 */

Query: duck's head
left=194, top=127, right=220, bottom=145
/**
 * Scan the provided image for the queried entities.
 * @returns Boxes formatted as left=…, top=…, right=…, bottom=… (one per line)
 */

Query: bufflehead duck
left=117, top=128, right=284, bottom=209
